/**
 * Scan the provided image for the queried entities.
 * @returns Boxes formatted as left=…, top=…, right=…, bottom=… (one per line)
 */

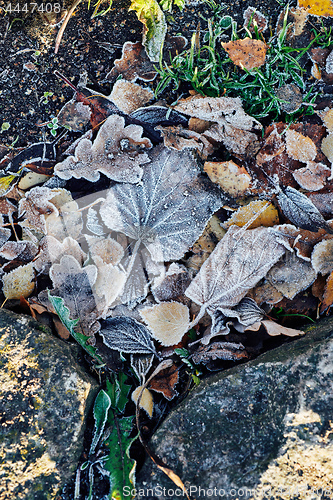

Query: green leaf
left=104, top=412, right=137, bottom=500
left=159, top=0, right=185, bottom=11
left=48, top=293, right=103, bottom=364
left=129, top=0, right=167, bottom=62
left=90, top=389, right=111, bottom=455
left=106, top=373, right=131, bottom=413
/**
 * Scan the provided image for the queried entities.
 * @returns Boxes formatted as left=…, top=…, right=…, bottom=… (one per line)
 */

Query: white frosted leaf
left=292, top=161, right=330, bottom=191
left=99, top=316, right=157, bottom=355
left=86, top=235, right=124, bottom=267
left=185, top=226, right=285, bottom=312
left=220, top=298, right=265, bottom=327
left=311, top=240, right=333, bottom=275
left=100, top=145, right=224, bottom=262
left=130, top=354, right=154, bottom=382
left=277, top=186, right=333, bottom=234
left=94, top=264, right=126, bottom=311
left=2, top=262, right=35, bottom=299
left=86, top=207, right=105, bottom=236
left=285, top=129, right=317, bottom=162
left=140, top=301, right=190, bottom=346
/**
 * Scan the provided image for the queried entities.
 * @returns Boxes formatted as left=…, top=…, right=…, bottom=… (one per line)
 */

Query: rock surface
left=137, top=319, right=333, bottom=500
left=0, top=309, right=99, bottom=500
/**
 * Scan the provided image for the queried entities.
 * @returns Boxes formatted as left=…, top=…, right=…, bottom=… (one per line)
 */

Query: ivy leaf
left=129, top=0, right=167, bottom=62
left=100, top=316, right=157, bottom=356
left=277, top=186, right=333, bottom=234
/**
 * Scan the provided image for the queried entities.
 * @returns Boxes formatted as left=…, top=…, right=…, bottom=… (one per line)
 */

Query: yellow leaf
left=140, top=301, right=189, bottom=346
left=2, top=262, right=35, bottom=299
left=204, top=160, right=251, bottom=197
left=298, top=0, right=333, bottom=17
left=132, top=386, right=154, bottom=417
left=224, top=200, right=279, bottom=229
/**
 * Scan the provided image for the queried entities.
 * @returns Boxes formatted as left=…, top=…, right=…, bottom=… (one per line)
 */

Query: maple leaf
left=185, top=226, right=286, bottom=322
left=54, top=114, right=152, bottom=184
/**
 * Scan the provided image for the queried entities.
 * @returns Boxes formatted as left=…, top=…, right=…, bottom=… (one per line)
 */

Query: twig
left=54, top=0, right=83, bottom=54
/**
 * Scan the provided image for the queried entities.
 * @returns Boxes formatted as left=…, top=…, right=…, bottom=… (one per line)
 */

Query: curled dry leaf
left=99, top=316, right=157, bottom=355
left=267, top=251, right=317, bottom=300
left=130, top=353, right=155, bottom=382
left=250, top=280, right=284, bottom=305
left=148, top=363, right=179, bottom=400
left=311, top=240, right=333, bottom=275
left=132, top=386, right=154, bottom=417
left=204, top=161, right=251, bottom=197
left=57, top=100, right=92, bottom=131
left=285, top=129, right=317, bottom=163
left=100, top=145, right=224, bottom=262
left=191, top=342, right=249, bottom=368
left=224, top=200, right=279, bottom=229
left=54, top=114, right=152, bottom=184
left=110, top=80, right=154, bottom=114
left=292, top=162, right=330, bottom=191
left=256, top=125, right=285, bottom=166
left=106, top=41, right=157, bottom=83
left=204, top=123, right=260, bottom=156
left=222, top=38, right=267, bottom=71
left=140, top=301, right=190, bottom=346
left=2, top=262, right=35, bottom=299
left=152, top=263, right=191, bottom=303
left=185, top=226, right=286, bottom=316
left=33, top=235, right=85, bottom=274
left=261, top=320, right=303, bottom=337
left=156, top=125, right=214, bottom=159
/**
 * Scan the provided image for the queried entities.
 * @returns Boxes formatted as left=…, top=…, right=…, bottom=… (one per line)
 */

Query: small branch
left=54, top=0, right=83, bottom=54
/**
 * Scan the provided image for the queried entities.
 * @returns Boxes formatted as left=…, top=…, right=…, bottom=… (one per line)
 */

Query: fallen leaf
left=156, top=125, right=214, bottom=159
left=148, top=363, right=179, bottom=400
left=106, top=41, right=157, bottom=82
left=100, top=145, right=225, bottom=262
left=130, top=354, right=155, bottom=382
left=0, top=221, right=19, bottom=253
left=223, top=200, right=279, bottom=229
left=276, top=84, right=303, bottom=113
left=321, top=133, right=333, bottom=166
left=267, top=251, right=317, bottom=299
left=99, top=316, right=157, bottom=355
left=94, top=264, right=126, bottom=313
left=57, top=99, right=92, bottom=131
left=140, top=301, right=190, bottom=346
left=285, top=129, right=317, bottom=162
left=33, top=236, right=86, bottom=274
left=110, top=80, right=154, bottom=114
left=316, top=107, right=333, bottom=133
left=152, top=263, right=191, bottom=303
left=250, top=280, right=284, bottom=305
left=203, top=122, right=260, bottom=155
left=292, top=162, right=330, bottom=191
left=191, top=342, right=249, bottom=368
left=261, top=320, right=303, bottom=337
left=2, top=262, right=35, bottom=299
left=54, top=114, right=152, bottom=183
left=321, top=270, right=333, bottom=312
left=297, top=0, right=333, bottom=17
left=86, top=235, right=124, bottom=267
left=277, top=186, right=333, bottom=234
left=132, top=386, right=154, bottom=417
left=185, top=226, right=285, bottom=316
left=222, top=38, right=267, bottom=70
left=243, top=6, right=268, bottom=32
left=311, top=239, right=333, bottom=275
left=204, top=161, right=252, bottom=197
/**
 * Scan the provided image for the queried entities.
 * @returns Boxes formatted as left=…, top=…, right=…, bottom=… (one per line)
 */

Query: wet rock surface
left=0, top=309, right=99, bottom=500
left=137, top=319, right=333, bottom=500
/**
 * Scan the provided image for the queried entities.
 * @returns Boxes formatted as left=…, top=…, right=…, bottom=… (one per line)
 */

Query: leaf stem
left=188, top=305, right=206, bottom=329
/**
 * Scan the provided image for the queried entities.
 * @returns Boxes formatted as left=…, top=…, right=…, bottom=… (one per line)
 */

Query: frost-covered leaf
left=267, top=251, right=317, bottom=300
left=191, top=342, right=249, bottom=367
left=156, top=125, right=214, bottom=159
left=33, top=236, right=85, bottom=274
left=0, top=215, right=11, bottom=247
left=185, top=226, right=285, bottom=314
left=100, top=145, right=224, bottom=263
left=57, top=99, right=92, bottom=131
left=110, top=80, right=154, bottom=114
left=152, top=263, right=190, bottom=302
left=0, top=241, right=38, bottom=263
left=311, top=240, right=333, bottom=275
left=204, top=160, right=252, bottom=197
left=285, top=129, right=317, bottom=162
left=86, top=235, right=124, bottom=267
left=94, top=264, right=126, bottom=313
left=221, top=298, right=265, bottom=327
left=243, top=6, right=268, bottom=32
left=129, top=0, right=167, bottom=62
left=316, top=107, right=333, bottom=133
left=276, top=84, right=303, bottom=113
left=292, top=161, right=330, bottom=191
left=321, top=133, right=333, bottom=164
left=223, top=200, right=279, bottom=229
left=277, top=186, right=333, bottom=234
left=54, top=115, right=152, bottom=184
left=86, top=207, right=105, bottom=236
left=106, top=41, right=157, bottom=82
left=148, top=362, right=179, bottom=400
left=130, top=354, right=154, bottom=382
left=2, top=262, right=35, bottom=299
left=100, top=316, right=157, bottom=355
left=222, top=38, right=267, bottom=70
left=131, top=386, right=154, bottom=417
left=261, top=320, right=303, bottom=337
left=140, top=301, right=190, bottom=346
left=18, top=186, right=59, bottom=233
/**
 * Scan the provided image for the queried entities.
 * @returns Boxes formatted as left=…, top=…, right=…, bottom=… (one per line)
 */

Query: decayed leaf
left=224, top=200, right=279, bottom=229
left=316, top=107, right=333, bottom=133
left=54, top=115, right=152, bottom=184
left=298, top=0, right=333, bottom=17
left=275, top=84, right=303, bottom=113
left=33, top=236, right=86, bottom=274
left=86, top=235, right=124, bottom=267
left=185, top=226, right=285, bottom=316
left=49, top=255, right=99, bottom=335
left=2, top=262, right=35, bottom=299
left=110, top=80, right=154, bottom=114
left=243, top=6, right=268, bottom=32
left=148, top=363, right=179, bottom=400
left=277, top=186, right=333, bottom=234
left=152, top=263, right=190, bottom=303
left=321, top=271, right=333, bottom=311
left=261, top=320, right=304, bottom=337
left=256, top=125, right=285, bottom=166
left=204, top=161, right=251, bottom=197
left=0, top=241, right=38, bottom=264
left=106, top=41, right=157, bottom=82
left=100, top=145, right=224, bottom=262
left=292, top=162, right=330, bottom=191
left=311, top=240, right=333, bottom=275
left=130, top=354, right=155, bottom=382
left=132, top=386, right=154, bottom=417
left=129, top=0, right=167, bottom=62
left=99, top=316, right=157, bottom=355
left=191, top=342, right=249, bottom=367
left=285, top=129, right=317, bottom=162
left=140, top=301, right=190, bottom=346
left=94, top=264, right=126, bottom=312
left=57, top=99, right=92, bottom=131
left=203, top=123, right=260, bottom=156
left=222, top=38, right=267, bottom=70
left=250, top=280, right=284, bottom=305
left=267, top=251, right=317, bottom=300
left=18, top=186, right=59, bottom=233
left=156, top=125, right=214, bottom=159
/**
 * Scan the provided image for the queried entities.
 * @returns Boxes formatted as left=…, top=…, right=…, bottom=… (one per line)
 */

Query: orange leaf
left=222, top=38, right=267, bottom=70
left=321, top=271, right=333, bottom=312
left=298, top=0, right=333, bottom=17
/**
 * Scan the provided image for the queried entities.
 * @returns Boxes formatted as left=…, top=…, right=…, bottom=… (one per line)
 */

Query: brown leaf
left=110, top=80, right=154, bottom=114
left=57, top=100, right=92, bottom=131
left=222, top=38, right=267, bottom=71
left=2, top=262, right=35, bottom=300
left=54, top=114, right=152, bottom=184
left=292, top=161, right=330, bottom=191
left=285, top=129, right=317, bottom=162
left=243, top=7, right=268, bottom=33
left=204, top=160, right=252, bottom=197
left=106, top=41, right=157, bottom=83
left=316, top=107, right=333, bottom=133
left=275, top=84, right=303, bottom=113
left=321, top=271, right=333, bottom=312
left=156, top=125, right=214, bottom=159
left=191, top=342, right=249, bottom=368
left=152, top=263, right=191, bottom=303
left=140, top=301, right=190, bottom=346
left=148, top=363, right=179, bottom=400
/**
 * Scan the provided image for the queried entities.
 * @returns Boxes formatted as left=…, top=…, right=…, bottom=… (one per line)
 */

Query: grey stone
left=137, top=319, right=333, bottom=500
left=0, top=309, right=99, bottom=500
